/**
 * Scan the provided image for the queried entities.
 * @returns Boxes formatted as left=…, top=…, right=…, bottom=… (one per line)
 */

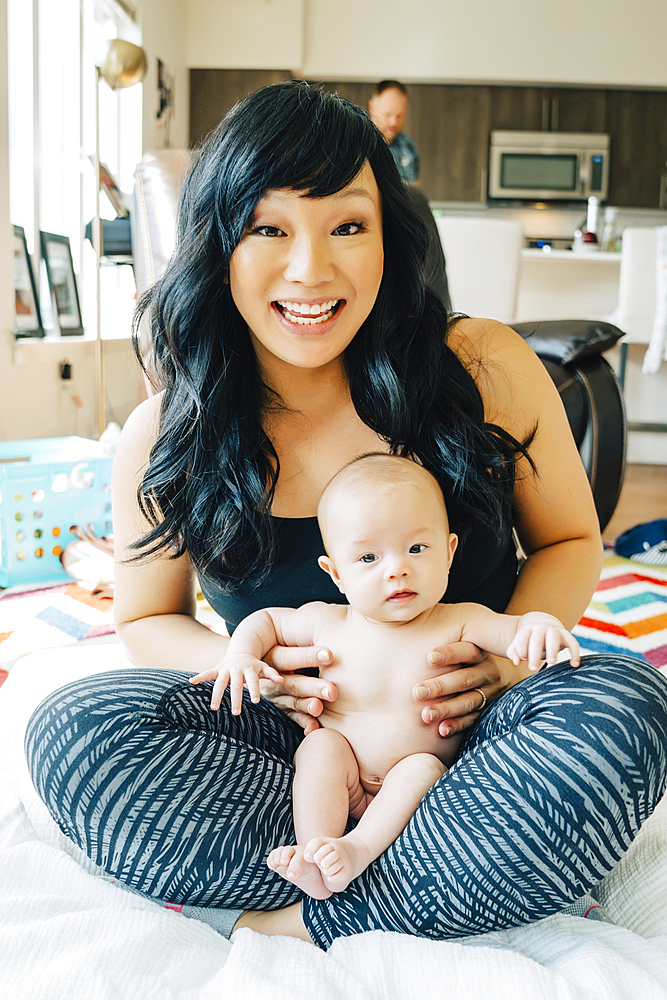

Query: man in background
left=368, top=80, right=420, bottom=184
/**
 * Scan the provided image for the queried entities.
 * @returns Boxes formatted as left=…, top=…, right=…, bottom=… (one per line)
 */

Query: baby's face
left=319, top=479, right=457, bottom=624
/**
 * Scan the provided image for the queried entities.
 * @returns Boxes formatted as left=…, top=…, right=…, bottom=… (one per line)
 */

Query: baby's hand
left=506, top=613, right=581, bottom=672
left=190, top=654, right=283, bottom=714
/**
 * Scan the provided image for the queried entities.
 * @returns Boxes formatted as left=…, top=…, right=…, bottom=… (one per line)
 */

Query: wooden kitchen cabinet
left=604, top=90, right=667, bottom=208
left=489, top=86, right=606, bottom=134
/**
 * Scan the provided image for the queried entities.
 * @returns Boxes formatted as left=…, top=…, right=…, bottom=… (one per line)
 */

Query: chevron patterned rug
left=573, top=551, right=667, bottom=671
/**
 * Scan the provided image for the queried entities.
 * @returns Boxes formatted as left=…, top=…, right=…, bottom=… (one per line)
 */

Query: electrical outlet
left=59, top=361, right=72, bottom=380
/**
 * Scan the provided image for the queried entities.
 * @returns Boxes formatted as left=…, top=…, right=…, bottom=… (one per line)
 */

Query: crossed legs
left=267, top=727, right=446, bottom=898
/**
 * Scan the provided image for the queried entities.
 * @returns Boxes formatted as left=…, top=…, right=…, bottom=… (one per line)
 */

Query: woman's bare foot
left=304, top=834, right=371, bottom=892
left=232, top=902, right=314, bottom=943
left=267, top=844, right=332, bottom=899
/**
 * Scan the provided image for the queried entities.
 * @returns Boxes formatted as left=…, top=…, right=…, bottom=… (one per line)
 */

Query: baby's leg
left=267, top=727, right=361, bottom=899
left=306, top=753, right=445, bottom=894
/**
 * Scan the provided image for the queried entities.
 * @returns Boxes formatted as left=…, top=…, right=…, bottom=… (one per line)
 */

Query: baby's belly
left=319, top=709, right=462, bottom=787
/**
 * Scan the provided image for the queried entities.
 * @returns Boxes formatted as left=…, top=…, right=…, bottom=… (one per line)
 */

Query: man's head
left=317, top=454, right=458, bottom=624
left=368, top=81, right=409, bottom=145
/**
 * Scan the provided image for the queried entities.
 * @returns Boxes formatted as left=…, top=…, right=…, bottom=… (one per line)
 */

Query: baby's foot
left=304, top=835, right=371, bottom=893
left=266, top=844, right=332, bottom=900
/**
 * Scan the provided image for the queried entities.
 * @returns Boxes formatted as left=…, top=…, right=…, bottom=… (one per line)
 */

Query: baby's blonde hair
left=317, top=453, right=448, bottom=552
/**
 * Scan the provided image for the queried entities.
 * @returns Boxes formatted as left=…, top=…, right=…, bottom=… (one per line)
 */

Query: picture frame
left=13, top=225, right=44, bottom=338
left=39, top=231, right=84, bottom=336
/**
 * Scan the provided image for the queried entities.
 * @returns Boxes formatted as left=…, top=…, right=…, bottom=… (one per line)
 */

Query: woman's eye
left=409, top=544, right=426, bottom=554
left=360, top=553, right=377, bottom=564
left=333, top=221, right=365, bottom=236
left=250, top=225, right=284, bottom=237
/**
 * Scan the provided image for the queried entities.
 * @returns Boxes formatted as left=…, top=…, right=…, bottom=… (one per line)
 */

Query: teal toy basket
left=0, top=437, right=113, bottom=588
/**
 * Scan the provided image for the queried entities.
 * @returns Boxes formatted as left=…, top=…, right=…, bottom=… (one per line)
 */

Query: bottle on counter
left=600, top=207, right=619, bottom=252
left=572, top=196, right=600, bottom=252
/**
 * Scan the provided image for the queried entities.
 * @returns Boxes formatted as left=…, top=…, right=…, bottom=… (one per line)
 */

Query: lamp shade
left=99, top=39, right=147, bottom=90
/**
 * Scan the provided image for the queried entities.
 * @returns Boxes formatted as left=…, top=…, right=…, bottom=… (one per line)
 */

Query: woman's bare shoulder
left=114, top=392, right=164, bottom=483
left=447, top=316, right=555, bottom=433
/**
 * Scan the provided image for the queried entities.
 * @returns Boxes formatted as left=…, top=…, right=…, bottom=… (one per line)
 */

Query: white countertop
left=521, top=248, right=621, bottom=262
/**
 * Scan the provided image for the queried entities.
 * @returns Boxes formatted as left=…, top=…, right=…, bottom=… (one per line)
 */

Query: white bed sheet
left=1, top=646, right=666, bottom=1000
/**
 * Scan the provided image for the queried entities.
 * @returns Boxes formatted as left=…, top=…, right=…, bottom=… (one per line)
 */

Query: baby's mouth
left=275, top=299, right=342, bottom=326
left=388, top=590, right=416, bottom=601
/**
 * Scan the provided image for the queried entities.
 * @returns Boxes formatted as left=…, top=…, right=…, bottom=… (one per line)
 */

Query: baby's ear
left=318, top=555, right=345, bottom=594
left=448, top=533, right=458, bottom=567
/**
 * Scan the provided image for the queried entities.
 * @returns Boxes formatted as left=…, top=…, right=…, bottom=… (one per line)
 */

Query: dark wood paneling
left=189, top=71, right=667, bottom=207
left=549, top=88, right=606, bottom=133
left=189, top=69, right=292, bottom=146
left=490, top=86, right=548, bottom=131
left=605, top=90, right=667, bottom=208
left=409, top=85, right=491, bottom=202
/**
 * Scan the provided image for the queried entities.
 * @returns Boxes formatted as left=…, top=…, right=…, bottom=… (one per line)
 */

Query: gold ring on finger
left=474, top=687, right=487, bottom=712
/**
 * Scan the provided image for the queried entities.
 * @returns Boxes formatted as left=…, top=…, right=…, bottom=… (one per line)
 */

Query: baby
left=191, top=454, right=580, bottom=899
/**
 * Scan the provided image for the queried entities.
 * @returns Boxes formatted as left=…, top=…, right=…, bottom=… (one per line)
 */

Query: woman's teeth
left=277, top=300, right=340, bottom=325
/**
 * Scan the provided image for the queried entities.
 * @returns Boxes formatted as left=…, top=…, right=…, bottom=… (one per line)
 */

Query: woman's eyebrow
left=333, top=188, right=375, bottom=201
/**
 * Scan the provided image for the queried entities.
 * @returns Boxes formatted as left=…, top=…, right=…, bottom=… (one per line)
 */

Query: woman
left=26, top=82, right=667, bottom=949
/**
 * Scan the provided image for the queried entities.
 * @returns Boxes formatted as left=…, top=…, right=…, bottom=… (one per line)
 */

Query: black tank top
left=199, top=515, right=518, bottom=633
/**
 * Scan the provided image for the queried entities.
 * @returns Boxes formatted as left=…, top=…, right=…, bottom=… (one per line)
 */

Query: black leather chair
left=411, top=187, right=626, bottom=531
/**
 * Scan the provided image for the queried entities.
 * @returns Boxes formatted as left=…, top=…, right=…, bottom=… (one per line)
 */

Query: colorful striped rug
left=573, top=551, right=667, bottom=671
left=1, top=551, right=665, bottom=689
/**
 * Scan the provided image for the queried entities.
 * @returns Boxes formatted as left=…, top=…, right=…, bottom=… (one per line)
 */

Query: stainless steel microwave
left=488, top=131, right=610, bottom=201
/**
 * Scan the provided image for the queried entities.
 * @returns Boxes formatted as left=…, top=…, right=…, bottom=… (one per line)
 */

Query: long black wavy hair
left=133, top=80, right=533, bottom=590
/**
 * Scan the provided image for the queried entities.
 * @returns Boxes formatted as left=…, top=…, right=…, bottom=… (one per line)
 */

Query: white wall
left=0, top=0, right=189, bottom=443
left=185, top=0, right=667, bottom=89
left=186, top=0, right=304, bottom=71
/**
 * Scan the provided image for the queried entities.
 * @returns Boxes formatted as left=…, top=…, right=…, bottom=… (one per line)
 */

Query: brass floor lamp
left=94, top=39, right=147, bottom=437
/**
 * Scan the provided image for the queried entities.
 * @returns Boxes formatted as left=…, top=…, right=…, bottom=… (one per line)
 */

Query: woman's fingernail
left=317, top=649, right=330, bottom=663
left=429, top=651, right=444, bottom=664
left=321, top=687, right=331, bottom=700
left=441, top=726, right=451, bottom=737
left=428, top=710, right=438, bottom=722
left=415, top=685, right=429, bottom=699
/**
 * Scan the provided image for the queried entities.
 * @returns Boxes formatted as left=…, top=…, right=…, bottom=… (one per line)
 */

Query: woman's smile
left=273, top=298, right=344, bottom=329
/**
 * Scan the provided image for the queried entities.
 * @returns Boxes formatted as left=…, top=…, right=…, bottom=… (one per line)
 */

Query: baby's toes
left=267, top=844, right=295, bottom=872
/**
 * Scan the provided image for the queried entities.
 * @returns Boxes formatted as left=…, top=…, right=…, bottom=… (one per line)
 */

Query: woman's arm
left=414, top=319, right=603, bottom=734
left=113, top=399, right=335, bottom=725
left=112, top=394, right=232, bottom=670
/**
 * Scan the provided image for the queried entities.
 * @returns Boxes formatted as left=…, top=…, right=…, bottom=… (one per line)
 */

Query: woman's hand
left=260, top=644, right=336, bottom=735
left=413, top=641, right=527, bottom=737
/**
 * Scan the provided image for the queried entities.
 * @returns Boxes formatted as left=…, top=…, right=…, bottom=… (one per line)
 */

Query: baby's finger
left=545, top=628, right=563, bottom=665
left=528, top=628, right=547, bottom=671
left=260, top=665, right=285, bottom=685
left=190, top=668, right=217, bottom=685
left=245, top=667, right=261, bottom=705
left=211, top=670, right=230, bottom=711
left=564, top=633, right=581, bottom=667
left=229, top=671, right=245, bottom=716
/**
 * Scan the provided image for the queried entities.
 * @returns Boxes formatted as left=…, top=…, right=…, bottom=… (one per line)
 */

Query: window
left=7, top=0, right=143, bottom=338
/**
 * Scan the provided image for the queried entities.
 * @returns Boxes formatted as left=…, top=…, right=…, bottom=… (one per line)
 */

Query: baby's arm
left=191, top=605, right=329, bottom=713
left=458, top=606, right=580, bottom=673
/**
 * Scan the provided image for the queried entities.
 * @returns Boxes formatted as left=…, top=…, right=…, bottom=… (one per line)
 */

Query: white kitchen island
left=515, top=248, right=621, bottom=323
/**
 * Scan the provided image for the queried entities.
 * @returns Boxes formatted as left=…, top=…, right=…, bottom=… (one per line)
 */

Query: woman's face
left=229, top=161, right=384, bottom=379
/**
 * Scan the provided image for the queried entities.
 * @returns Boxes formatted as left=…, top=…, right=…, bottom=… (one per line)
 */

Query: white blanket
left=1, top=646, right=666, bottom=1000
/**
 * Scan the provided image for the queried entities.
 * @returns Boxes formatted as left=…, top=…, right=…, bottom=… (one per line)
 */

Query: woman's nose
left=283, top=235, right=335, bottom=286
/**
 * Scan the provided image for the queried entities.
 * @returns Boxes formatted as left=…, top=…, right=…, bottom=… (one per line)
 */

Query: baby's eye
left=409, top=544, right=426, bottom=554
left=332, top=221, right=365, bottom=236
left=250, top=225, right=285, bottom=237
left=360, top=553, right=377, bottom=564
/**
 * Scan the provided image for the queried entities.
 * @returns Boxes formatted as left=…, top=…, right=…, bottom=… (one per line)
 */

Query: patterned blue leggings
left=25, top=655, right=667, bottom=949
